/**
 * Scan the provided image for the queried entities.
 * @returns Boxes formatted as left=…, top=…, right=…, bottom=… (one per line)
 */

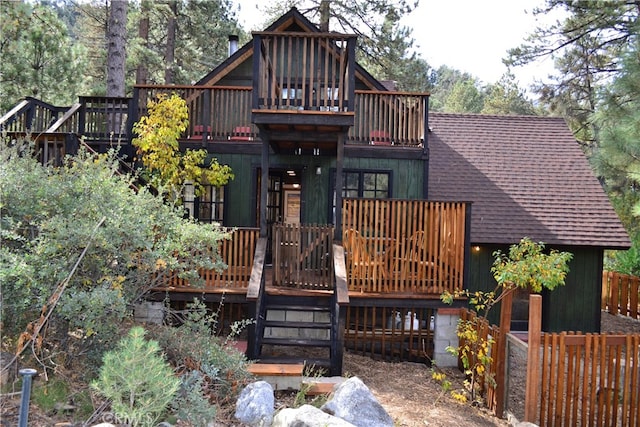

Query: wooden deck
left=152, top=200, right=468, bottom=299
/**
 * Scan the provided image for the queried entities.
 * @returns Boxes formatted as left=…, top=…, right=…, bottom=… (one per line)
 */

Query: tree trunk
left=164, top=0, right=177, bottom=84
left=136, top=0, right=150, bottom=85
left=319, top=0, right=330, bottom=32
left=106, top=0, right=127, bottom=97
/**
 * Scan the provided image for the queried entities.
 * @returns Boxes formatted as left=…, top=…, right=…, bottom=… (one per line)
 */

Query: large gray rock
left=321, top=377, right=393, bottom=427
left=272, top=405, right=356, bottom=427
left=234, top=381, right=275, bottom=426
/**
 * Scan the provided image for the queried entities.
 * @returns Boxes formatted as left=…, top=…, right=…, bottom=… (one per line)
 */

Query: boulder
left=321, top=376, right=393, bottom=427
left=272, top=404, right=355, bottom=427
left=234, top=381, right=275, bottom=426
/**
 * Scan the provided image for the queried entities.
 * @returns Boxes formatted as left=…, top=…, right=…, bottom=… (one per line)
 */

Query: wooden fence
left=163, top=227, right=259, bottom=292
left=602, top=270, right=640, bottom=320
left=458, top=308, right=503, bottom=414
left=342, top=199, right=467, bottom=295
left=517, top=295, right=640, bottom=427
left=532, top=332, right=640, bottom=427
left=272, top=222, right=334, bottom=289
left=460, top=294, right=640, bottom=426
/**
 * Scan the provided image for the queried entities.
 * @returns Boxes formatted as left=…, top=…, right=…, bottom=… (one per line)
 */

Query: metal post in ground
left=18, top=368, right=37, bottom=427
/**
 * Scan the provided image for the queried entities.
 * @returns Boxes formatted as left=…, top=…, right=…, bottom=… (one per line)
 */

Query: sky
left=233, top=0, right=562, bottom=91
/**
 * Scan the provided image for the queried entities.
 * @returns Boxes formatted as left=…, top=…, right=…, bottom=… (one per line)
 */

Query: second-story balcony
left=132, top=85, right=428, bottom=155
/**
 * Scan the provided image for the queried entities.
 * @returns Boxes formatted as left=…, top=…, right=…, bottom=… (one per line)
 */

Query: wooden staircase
left=255, top=293, right=336, bottom=373
left=247, top=238, right=348, bottom=377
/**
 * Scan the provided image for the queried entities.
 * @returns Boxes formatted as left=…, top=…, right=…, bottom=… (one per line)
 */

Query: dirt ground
left=2, top=311, right=639, bottom=427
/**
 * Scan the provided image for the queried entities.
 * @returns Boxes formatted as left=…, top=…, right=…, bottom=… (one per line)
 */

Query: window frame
left=182, top=183, right=226, bottom=224
left=328, top=169, right=393, bottom=223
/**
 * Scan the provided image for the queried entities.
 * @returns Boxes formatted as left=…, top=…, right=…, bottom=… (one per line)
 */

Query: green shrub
left=1, top=139, right=229, bottom=368
left=91, top=326, right=180, bottom=427
left=151, top=299, right=251, bottom=410
left=171, top=370, right=218, bottom=426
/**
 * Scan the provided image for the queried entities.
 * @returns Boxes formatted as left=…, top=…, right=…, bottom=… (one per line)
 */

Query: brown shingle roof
left=428, top=113, right=630, bottom=248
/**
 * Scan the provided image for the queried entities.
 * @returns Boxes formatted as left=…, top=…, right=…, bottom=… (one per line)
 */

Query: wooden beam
left=495, top=288, right=513, bottom=418
left=333, top=244, right=349, bottom=305
left=525, top=294, right=542, bottom=422
left=334, top=133, right=344, bottom=242
left=247, top=237, right=267, bottom=300
left=260, top=131, right=269, bottom=237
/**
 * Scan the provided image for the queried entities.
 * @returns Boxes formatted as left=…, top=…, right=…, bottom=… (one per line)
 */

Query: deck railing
left=252, top=32, right=356, bottom=112
left=0, top=97, right=67, bottom=133
left=162, top=227, right=259, bottom=291
left=133, top=85, right=257, bottom=141
left=342, top=199, right=468, bottom=294
left=350, top=90, right=428, bottom=147
left=78, top=96, right=132, bottom=146
left=272, top=222, right=335, bottom=290
left=132, top=86, right=427, bottom=147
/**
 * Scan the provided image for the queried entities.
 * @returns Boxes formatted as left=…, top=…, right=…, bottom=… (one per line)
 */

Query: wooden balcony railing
left=160, top=227, right=259, bottom=292
left=342, top=199, right=468, bottom=294
left=252, top=32, right=357, bottom=112
left=78, top=96, right=132, bottom=145
left=0, top=97, right=67, bottom=133
left=349, top=91, right=428, bottom=147
left=133, top=86, right=427, bottom=147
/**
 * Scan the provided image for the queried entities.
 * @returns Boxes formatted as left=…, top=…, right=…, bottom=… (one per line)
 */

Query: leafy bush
left=91, top=326, right=180, bottom=427
left=151, top=299, right=251, bottom=417
left=0, top=139, right=229, bottom=371
left=441, top=238, right=573, bottom=402
left=132, top=93, right=233, bottom=200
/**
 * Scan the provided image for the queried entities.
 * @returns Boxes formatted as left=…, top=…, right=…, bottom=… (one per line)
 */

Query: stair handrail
left=247, top=237, right=268, bottom=359
left=331, top=243, right=349, bottom=375
left=333, top=244, right=349, bottom=306
left=0, top=99, right=31, bottom=127
left=46, top=103, right=82, bottom=133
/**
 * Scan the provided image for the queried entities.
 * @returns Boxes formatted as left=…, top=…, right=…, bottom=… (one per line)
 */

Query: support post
left=334, top=133, right=344, bottom=242
left=495, top=288, right=513, bottom=418
left=524, top=294, right=542, bottom=422
left=260, top=132, right=269, bottom=237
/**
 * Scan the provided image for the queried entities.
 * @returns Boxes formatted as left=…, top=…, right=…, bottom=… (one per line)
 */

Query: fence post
left=524, top=294, right=542, bottom=422
left=495, top=288, right=513, bottom=418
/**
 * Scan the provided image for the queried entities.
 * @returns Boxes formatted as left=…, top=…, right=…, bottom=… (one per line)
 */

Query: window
left=330, top=170, right=391, bottom=222
left=183, top=183, right=225, bottom=223
left=339, top=170, right=390, bottom=199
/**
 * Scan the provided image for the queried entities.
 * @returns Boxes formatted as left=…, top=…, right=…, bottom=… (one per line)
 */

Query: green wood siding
left=468, top=244, right=604, bottom=332
left=343, top=157, right=423, bottom=199
left=212, top=152, right=425, bottom=227
left=541, top=247, right=603, bottom=333
left=215, top=153, right=260, bottom=227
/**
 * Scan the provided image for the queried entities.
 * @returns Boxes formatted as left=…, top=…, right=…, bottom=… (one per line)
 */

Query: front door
left=257, top=168, right=302, bottom=262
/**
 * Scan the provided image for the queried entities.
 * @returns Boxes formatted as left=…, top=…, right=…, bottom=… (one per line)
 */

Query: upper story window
left=183, top=183, right=225, bottom=223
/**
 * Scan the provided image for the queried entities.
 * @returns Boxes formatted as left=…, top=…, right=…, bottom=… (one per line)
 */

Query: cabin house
left=0, top=8, right=629, bottom=374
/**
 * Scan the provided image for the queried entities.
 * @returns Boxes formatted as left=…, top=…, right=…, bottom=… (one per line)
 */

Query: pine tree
left=505, top=1, right=639, bottom=154
left=0, top=1, right=87, bottom=110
